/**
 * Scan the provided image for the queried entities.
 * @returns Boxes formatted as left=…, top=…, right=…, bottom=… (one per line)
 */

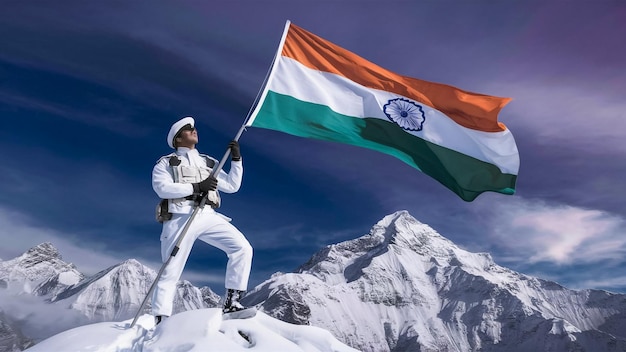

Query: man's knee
left=241, top=241, right=253, bottom=259
left=233, top=240, right=252, bottom=260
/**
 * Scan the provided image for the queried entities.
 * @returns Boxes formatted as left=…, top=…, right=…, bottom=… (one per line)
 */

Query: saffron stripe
left=282, top=23, right=511, bottom=133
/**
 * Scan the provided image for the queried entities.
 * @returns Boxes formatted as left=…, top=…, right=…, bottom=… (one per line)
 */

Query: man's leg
left=197, top=212, right=253, bottom=291
left=197, top=213, right=254, bottom=318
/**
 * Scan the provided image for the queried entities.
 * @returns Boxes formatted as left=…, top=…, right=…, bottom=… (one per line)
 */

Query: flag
left=246, top=21, right=519, bottom=201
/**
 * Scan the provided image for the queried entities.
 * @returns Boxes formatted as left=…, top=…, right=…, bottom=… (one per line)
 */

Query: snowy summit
left=244, top=211, right=626, bottom=351
left=25, top=308, right=357, bottom=352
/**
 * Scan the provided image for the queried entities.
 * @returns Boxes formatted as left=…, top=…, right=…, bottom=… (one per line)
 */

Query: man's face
left=175, top=125, right=198, bottom=147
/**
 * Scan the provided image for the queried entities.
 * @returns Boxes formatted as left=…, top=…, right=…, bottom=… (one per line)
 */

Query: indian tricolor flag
left=246, top=21, right=519, bottom=201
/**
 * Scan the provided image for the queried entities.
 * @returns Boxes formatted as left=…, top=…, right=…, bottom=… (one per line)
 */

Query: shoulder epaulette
left=169, top=155, right=181, bottom=166
left=199, top=154, right=217, bottom=168
left=156, top=152, right=177, bottom=164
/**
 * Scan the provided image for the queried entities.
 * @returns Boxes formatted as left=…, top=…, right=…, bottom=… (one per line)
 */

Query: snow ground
left=25, top=308, right=359, bottom=352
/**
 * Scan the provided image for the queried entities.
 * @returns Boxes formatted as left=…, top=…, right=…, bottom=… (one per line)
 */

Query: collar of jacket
left=175, top=147, right=197, bottom=156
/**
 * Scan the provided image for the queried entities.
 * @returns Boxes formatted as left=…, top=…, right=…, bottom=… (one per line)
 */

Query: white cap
left=167, top=117, right=195, bottom=149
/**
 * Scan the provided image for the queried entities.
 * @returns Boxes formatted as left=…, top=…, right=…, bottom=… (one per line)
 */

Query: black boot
left=222, top=289, right=257, bottom=319
left=223, top=289, right=246, bottom=313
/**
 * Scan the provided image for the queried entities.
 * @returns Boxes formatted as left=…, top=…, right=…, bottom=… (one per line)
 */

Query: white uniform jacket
left=152, top=147, right=243, bottom=214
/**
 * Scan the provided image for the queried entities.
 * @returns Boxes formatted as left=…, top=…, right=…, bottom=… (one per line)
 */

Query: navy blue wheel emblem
left=383, top=98, right=425, bottom=131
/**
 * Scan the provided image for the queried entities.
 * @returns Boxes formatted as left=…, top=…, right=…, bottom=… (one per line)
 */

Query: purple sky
left=1, top=1, right=625, bottom=294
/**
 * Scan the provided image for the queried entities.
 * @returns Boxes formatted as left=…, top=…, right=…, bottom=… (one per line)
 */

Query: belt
left=184, top=194, right=218, bottom=209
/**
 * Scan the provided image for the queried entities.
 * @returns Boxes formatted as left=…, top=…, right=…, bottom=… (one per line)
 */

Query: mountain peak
left=248, top=212, right=626, bottom=351
left=373, top=210, right=451, bottom=248
left=0, top=242, right=79, bottom=294
left=297, top=210, right=475, bottom=284
left=24, top=242, right=62, bottom=261
left=119, top=258, right=143, bottom=268
left=50, top=258, right=218, bottom=321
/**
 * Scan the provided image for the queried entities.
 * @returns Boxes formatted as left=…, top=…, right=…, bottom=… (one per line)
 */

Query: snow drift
left=25, top=309, right=357, bottom=352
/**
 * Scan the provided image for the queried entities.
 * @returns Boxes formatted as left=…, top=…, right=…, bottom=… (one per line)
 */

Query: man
left=151, top=116, right=254, bottom=324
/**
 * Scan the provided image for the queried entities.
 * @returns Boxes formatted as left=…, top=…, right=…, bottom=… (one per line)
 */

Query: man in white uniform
left=151, top=116, right=253, bottom=324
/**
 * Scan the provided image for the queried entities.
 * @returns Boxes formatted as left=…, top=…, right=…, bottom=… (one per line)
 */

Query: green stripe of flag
left=251, top=91, right=517, bottom=201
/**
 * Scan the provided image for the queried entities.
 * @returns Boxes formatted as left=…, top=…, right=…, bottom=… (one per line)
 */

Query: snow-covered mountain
left=0, top=243, right=83, bottom=348
left=0, top=242, right=83, bottom=296
left=0, top=243, right=221, bottom=347
left=49, top=259, right=220, bottom=321
left=244, top=211, right=626, bottom=352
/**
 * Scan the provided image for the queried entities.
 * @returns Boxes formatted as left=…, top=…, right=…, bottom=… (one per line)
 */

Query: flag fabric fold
left=246, top=20, right=519, bottom=201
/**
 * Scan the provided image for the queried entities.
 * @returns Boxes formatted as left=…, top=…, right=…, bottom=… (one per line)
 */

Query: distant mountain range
left=0, top=242, right=220, bottom=351
left=1, top=211, right=625, bottom=351
left=244, top=211, right=626, bottom=351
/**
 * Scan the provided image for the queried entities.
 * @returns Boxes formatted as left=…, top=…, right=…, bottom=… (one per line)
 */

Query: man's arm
left=152, top=159, right=194, bottom=199
left=216, top=141, right=243, bottom=193
left=216, top=160, right=242, bottom=193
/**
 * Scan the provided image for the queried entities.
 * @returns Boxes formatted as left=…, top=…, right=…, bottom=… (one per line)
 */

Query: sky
left=1, top=1, right=625, bottom=295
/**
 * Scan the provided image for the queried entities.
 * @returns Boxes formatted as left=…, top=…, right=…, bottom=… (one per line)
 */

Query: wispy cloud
left=574, top=275, right=626, bottom=292
left=490, top=76, right=626, bottom=152
left=0, top=290, right=88, bottom=342
left=0, top=79, right=153, bottom=137
left=486, top=198, right=626, bottom=265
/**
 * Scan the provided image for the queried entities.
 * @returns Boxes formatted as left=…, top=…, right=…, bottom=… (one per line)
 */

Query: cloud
left=0, top=88, right=149, bottom=137
left=574, top=275, right=626, bottom=292
left=486, top=198, right=626, bottom=265
left=487, top=71, right=626, bottom=153
left=0, top=290, right=88, bottom=342
left=0, top=207, right=136, bottom=275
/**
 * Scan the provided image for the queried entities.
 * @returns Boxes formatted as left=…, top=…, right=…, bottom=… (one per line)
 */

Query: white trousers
left=151, top=209, right=253, bottom=317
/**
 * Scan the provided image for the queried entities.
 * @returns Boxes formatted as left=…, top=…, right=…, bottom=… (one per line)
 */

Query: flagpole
left=128, top=22, right=291, bottom=329
left=206, top=20, right=291, bottom=174
left=244, top=20, right=291, bottom=127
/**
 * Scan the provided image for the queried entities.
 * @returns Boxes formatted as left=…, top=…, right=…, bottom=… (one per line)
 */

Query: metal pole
left=129, top=124, right=248, bottom=328
left=129, top=204, right=201, bottom=328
